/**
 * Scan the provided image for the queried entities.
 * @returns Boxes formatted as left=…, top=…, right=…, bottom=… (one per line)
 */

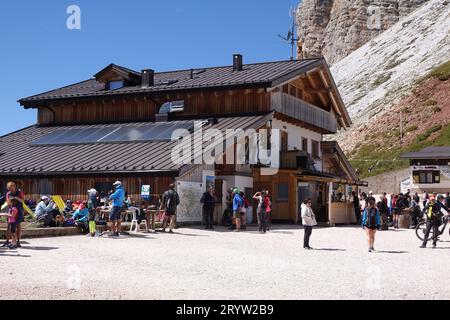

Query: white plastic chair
left=129, top=207, right=148, bottom=233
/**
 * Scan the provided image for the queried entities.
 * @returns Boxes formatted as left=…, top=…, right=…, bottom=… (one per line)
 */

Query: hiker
left=0, top=198, right=20, bottom=249
left=351, top=191, right=361, bottom=224
left=72, top=203, right=89, bottom=234
left=361, top=199, right=381, bottom=253
left=421, top=195, right=450, bottom=249
left=445, top=192, right=450, bottom=208
left=5, top=182, right=25, bottom=248
left=239, top=191, right=249, bottom=231
left=366, top=191, right=376, bottom=205
left=35, top=196, right=57, bottom=227
left=264, top=191, right=272, bottom=231
left=232, top=188, right=244, bottom=232
left=377, top=194, right=389, bottom=230
left=87, top=189, right=99, bottom=237
left=109, top=181, right=125, bottom=237
left=392, top=194, right=401, bottom=229
left=423, top=192, right=429, bottom=208
left=410, top=195, right=422, bottom=228
left=253, top=190, right=267, bottom=233
left=301, top=198, right=317, bottom=250
left=160, top=183, right=180, bottom=233
left=200, top=187, right=215, bottom=230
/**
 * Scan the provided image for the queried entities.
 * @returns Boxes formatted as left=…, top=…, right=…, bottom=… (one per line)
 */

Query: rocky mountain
left=296, top=0, right=429, bottom=65
left=295, top=0, right=450, bottom=179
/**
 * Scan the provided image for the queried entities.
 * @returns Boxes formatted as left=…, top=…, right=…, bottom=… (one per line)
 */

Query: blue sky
left=0, top=0, right=299, bottom=136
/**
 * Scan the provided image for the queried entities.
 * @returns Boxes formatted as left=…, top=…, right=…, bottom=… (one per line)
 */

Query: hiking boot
left=16, top=242, right=22, bottom=248
left=160, top=229, right=166, bottom=233
left=368, top=248, right=372, bottom=253
left=371, top=247, right=376, bottom=252
left=432, top=244, right=437, bottom=249
left=1, top=242, right=10, bottom=248
left=234, top=229, right=241, bottom=232
left=168, top=230, right=174, bottom=234
left=420, top=245, right=426, bottom=249
left=8, top=244, right=17, bottom=250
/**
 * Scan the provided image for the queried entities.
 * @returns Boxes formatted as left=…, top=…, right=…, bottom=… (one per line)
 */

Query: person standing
left=410, top=195, right=422, bottom=228
left=253, top=190, right=267, bottom=233
left=232, top=188, right=244, bottom=232
left=361, top=200, right=381, bottom=252
left=351, top=191, right=361, bottom=224
left=301, top=198, right=317, bottom=250
left=239, top=191, right=249, bottom=231
left=421, top=195, right=450, bottom=249
left=5, top=182, right=25, bottom=248
left=108, top=181, right=125, bottom=237
left=160, top=183, right=180, bottom=234
left=200, top=187, right=216, bottom=230
left=264, top=191, right=272, bottom=231
left=87, top=189, right=99, bottom=237
left=377, top=194, right=389, bottom=230
left=445, top=192, right=450, bottom=208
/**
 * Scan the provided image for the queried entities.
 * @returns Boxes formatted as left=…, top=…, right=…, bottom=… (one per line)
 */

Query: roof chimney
left=233, top=54, right=243, bottom=72
left=141, top=69, right=154, bottom=87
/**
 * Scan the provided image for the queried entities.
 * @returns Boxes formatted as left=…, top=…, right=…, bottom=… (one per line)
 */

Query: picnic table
left=145, top=209, right=166, bottom=232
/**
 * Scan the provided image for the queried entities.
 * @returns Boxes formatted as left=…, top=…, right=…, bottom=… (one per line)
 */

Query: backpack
left=365, top=208, right=378, bottom=228
left=165, top=190, right=179, bottom=212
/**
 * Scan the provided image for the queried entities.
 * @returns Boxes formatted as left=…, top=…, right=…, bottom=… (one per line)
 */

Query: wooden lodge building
left=1, top=55, right=366, bottom=224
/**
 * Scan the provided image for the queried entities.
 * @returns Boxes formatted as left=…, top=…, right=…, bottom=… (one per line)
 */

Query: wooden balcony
left=271, top=92, right=337, bottom=134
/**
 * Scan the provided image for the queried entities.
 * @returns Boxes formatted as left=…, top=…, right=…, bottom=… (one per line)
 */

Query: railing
left=271, top=92, right=337, bottom=133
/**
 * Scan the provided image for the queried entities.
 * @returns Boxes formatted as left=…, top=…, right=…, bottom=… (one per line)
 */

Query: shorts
left=109, top=207, right=122, bottom=221
left=17, top=212, right=24, bottom=223
left=365, top=226, right=378, bottom=231
left=233, top=211, right=241, bottom=219
left=8, top=222, right=18, bottom=234
left=165, top=211, right=176, bottom=217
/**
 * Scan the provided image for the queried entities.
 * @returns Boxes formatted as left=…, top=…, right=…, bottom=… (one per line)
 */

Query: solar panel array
left=31, top=121, right=195, bottom=146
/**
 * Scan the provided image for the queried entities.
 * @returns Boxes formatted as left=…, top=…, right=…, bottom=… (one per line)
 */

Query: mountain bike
left=415, top=214, right=450, bottom=241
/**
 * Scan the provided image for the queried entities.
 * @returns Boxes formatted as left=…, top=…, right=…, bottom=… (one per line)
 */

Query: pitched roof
left=0, top=114, right=272, bottom=177
left=401, top=147, right=450, bottom=160
left=19, top=58, right=325, bottom=105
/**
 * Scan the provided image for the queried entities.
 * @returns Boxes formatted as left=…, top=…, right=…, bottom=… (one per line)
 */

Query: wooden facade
left=37, top=89, right=271, bottom=125
left=0, top=176, right=175, bottom=206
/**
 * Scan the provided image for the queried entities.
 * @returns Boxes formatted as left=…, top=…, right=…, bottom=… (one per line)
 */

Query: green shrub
left=425, top=99, right=438, bottom=106
left=428, top=60, right=450, bottom=81
left=431, top=106, right=441, bottom=113
left=373, top=73, right=392, bottom=87
left=405, top=125, right=418, bottom=133
left=415, top=125, right=442, bottom=142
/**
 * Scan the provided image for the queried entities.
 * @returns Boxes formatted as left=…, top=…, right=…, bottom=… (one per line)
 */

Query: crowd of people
left=1, top=179, right=450, bottom=253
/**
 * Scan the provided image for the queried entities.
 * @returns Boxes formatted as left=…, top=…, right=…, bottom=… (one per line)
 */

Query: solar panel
left=31, top=122, right=195, bottom=146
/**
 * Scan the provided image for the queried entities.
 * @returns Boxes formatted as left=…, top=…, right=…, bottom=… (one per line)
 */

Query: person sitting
left=35, top=196, right=57, bottom=227
left=72, top=203, right=90, bottom=234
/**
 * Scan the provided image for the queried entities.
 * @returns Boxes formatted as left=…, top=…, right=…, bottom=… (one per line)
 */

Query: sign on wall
left=141, top=185, right=151, bottom=200
left=177, top=181, right=203, bottom=223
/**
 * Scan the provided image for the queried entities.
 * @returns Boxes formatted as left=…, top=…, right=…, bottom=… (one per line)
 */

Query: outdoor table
left=145, top=209, right=165, bottom=232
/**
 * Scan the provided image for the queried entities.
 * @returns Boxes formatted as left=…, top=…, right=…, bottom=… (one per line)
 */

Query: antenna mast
left=278, top=4, right=302, bottom=60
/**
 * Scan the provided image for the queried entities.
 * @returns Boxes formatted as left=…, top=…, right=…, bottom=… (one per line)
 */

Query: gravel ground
left=0, top=225, right=449, bottom=300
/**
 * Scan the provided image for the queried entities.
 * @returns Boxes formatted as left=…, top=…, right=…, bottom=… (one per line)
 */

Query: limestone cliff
left=296, top=0, right=429, bottom=65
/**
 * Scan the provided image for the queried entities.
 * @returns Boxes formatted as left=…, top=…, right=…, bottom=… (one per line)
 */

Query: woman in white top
left=301, top=198, right=317, bottom=250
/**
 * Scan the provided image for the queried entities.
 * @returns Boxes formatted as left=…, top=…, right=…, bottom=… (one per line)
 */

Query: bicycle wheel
left=415, top=222, right=428, bottom=241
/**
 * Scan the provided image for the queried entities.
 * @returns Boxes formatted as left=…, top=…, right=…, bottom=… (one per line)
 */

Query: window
left=108, top=80, right=124, bottom=90
left=276, top=183, right=289, bottom=202
left=413, top=171, right=440, bottom=184
left=302, top=138, right=308, bottom=152
left=312, top=140, right=320, bottom=159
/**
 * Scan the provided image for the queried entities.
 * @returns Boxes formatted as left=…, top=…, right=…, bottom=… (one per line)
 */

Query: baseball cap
left=113, top=181, right=122, bottom=186
left=87, top=188, right=97, bottom=195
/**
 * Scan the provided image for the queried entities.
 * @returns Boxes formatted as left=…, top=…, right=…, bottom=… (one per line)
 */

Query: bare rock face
left=297, top=0, right=429, bottom=65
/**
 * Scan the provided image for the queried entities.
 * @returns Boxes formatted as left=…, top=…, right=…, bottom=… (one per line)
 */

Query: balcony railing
left=271, top=92, right=337, bottom=133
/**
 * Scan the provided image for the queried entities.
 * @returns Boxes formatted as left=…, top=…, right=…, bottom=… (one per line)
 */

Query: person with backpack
left=421, top=195, right=450, bottom=249
left=160, top=183, right=180, bottom=234
left=377, top=194, right=389, bottom=231
left=200, top=187, right=216, bottom=230
left=361, top=199, right=381, bottom=252
left=232, top=188, right=244, bottom=232
left=392, top=194, right=405, bottom=229
left=239, top=191, right=249, bottom=231
left=410, top=195, right=422, bottom=228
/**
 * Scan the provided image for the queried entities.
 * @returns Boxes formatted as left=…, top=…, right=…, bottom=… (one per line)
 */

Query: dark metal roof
left=19, top=58, right=324, bottom=105
left=401, top=147, right=450, bottom=160
left=0, top=114, right=272, bottom=177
